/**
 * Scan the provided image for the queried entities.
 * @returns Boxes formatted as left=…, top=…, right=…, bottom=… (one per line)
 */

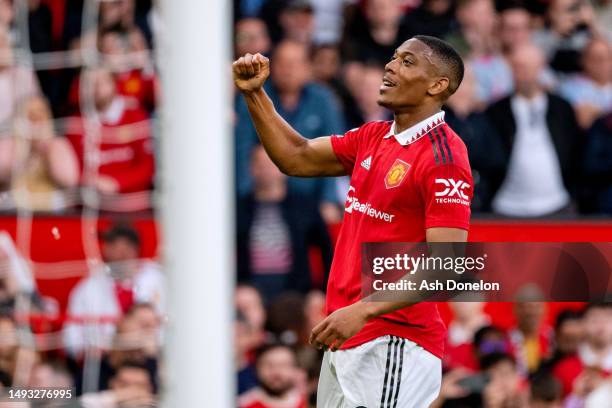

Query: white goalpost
left=158, top=1, right=234, bottom=407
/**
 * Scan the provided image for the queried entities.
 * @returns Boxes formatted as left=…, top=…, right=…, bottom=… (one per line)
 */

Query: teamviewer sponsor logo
left=345, top=186, right=395, bottom=222
left=434, top=178, right=471, bottom=205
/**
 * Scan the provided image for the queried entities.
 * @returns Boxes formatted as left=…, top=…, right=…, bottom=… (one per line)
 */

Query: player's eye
left=403, top=59, right=413, bottom=66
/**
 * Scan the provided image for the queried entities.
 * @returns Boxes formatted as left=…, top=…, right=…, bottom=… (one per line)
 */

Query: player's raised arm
left=232, top=53, right=345, bottom=177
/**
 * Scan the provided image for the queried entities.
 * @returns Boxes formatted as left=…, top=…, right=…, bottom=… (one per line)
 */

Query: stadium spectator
left=0, top=231, right=45, bottom=315
left=235, top=18, right=272, bottom=57
left=234, top=40, right=345, bottom=219
left=310, top=44, right=362, bottom=130
left=447, top=0, right=514, bottom=104
left=403, top=0, right=455, bottom=39
left=28, top=360, right=74, bottom=389
left=529, top=372, right=563, bottom=408
left=486, top=44, right=581, bottom=216
left=236, top=284, right=267, bottom=333
left=64, top=67, right=155, bottom=209
left=341, top=0, right=412, bottom=67
left=583, top=112, right=612, bottom=214
left=445, top=302, right=491, bottom=370
left=238, top=343, right=307, bottom=408
left=0, top=95, right=79, bottom=211
left=559, top=38, right=612, bottom=130
left=0, top=314, right=38, bottom=387
left=553, top=303, right=612, bottom=397
left=480, top=353, right=528, bottom=408
left=80, top=361, right=156, bottom=408
left=352, top=64, right=392, bottom=123
left=539, top=310, right=584, bottom=373
left=510, top=302, right=553, bottom=375
left=309, top=0, right=347, bottom=44
left=0, top=24, right=40, bottom=131
left=89, top=309, right=159, bottom=393
left=237, top=145, right=332, bottom=302
left=236, top=309, right=264, bottom=395
left=498, top=6, right=533, bottom=55
left=533, top=0, right=598, bottom=73
left=444, top=65, right=503, bottom=211
left=279, top=0, right=315, bottom=45
left=63, top=224, right=164, bottom=357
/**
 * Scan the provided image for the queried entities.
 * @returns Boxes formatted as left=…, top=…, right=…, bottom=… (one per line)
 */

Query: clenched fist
left=232, top=53, right=270, bottom=93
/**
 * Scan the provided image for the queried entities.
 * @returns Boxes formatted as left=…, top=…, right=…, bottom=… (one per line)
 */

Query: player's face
left=378, top=39, right=439, bottom=110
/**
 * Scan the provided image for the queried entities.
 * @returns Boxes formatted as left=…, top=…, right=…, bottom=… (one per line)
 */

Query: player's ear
left=427, top=77, right=449, bottom=98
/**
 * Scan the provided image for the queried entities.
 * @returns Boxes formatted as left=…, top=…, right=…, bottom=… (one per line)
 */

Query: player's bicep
left=299, top=136, right=347, bottom=177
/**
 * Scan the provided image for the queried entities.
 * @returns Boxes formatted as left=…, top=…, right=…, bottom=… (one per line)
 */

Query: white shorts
left=317, top=335, right=442, bottom=408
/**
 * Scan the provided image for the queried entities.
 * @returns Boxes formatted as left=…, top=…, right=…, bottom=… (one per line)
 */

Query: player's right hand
left=232, top=53, right=270, bottom=93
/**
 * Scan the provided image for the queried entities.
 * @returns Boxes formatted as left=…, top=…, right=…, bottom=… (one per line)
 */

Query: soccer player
left=233, top=35, right=472, bottom=408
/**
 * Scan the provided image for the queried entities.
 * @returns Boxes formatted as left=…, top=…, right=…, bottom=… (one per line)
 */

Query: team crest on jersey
left=384, top=159, right=411, bottom=189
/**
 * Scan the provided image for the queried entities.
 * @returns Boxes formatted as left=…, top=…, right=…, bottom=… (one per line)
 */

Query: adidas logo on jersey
left=361, top=156, right=372, bottom=170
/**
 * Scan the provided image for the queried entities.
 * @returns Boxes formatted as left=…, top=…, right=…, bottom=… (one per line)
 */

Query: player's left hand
left=309, top=302, right=369, bottom=352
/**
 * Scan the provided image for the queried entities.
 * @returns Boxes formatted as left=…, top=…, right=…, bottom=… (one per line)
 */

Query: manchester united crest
left=384, top=159, right=411, bottom=189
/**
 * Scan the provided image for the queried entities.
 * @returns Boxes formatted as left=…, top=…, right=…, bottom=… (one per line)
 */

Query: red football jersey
left=66, top=98, right=155, bottom=193
left=329, top=111, right=473, bottom=358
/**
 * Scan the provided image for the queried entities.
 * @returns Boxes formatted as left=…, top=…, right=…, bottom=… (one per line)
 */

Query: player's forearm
left=359, top=300, right=416, bottom=321
left=242, top=88, right=309, bottom=175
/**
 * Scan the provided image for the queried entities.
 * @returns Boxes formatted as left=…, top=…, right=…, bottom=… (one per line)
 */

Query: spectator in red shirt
left=238, top=343, right=307, bottom=408
left=553, top=303, right=612, bottom=397
left=64, top=67, right=154, bottom=208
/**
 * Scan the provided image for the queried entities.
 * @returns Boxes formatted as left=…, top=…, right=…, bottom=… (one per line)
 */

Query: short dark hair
left=255, top=342, right=297, bottom=365
left=413, top=35, right=464, bottom=97
left=554, top=309, right=583, bottom=331
left=480, top=352, right=515, bottom=371
left=530, top=373, right=562, bottom=403
left=101, top=223, right=141, bottom=247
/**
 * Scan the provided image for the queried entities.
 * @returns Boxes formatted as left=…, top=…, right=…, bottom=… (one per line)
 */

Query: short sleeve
left=419, top=163, right=473, bottom=230
left=330, top=126, right=364, bottom=174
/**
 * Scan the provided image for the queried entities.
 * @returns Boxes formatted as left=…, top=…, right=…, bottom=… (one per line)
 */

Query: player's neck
left=393, top=106, right=442, bottom=134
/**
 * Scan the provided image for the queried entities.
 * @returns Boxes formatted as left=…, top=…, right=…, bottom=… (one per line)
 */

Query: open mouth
left=381, top=77, right=397, bottom=88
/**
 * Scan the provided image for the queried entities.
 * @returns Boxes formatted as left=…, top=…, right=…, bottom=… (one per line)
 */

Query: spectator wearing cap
left=559, top=38, right=612, bottom=130
left=63, top=224, right=164, bottom=357
left=237, top=145, right=332, bottom=302
left=235, top=40, right=345, bottom=220
left=485, top=44, right=582, bottom=216
left=583, top=112, right=612, bottom=214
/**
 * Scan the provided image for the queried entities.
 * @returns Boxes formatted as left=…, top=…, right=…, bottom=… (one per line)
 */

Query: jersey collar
left=384, top=111, right=446, bottom=146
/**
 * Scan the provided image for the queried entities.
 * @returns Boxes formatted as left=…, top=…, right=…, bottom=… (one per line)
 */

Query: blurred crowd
left=234, top=0, right=612, bottom=220
left=0, top=0, right=609, bottom=407
left=235, top=285, right=612, bottom=408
